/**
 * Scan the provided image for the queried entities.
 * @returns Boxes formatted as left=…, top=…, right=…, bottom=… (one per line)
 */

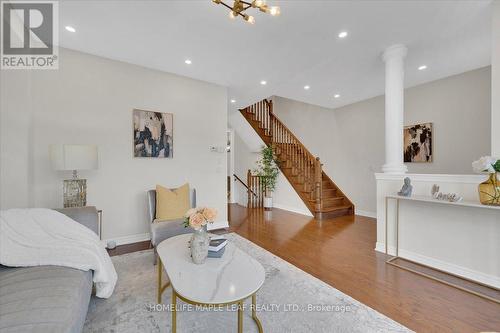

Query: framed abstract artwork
left=403, top=122, right=433, bottom=163
left=133, top=109, right=173, bottom=158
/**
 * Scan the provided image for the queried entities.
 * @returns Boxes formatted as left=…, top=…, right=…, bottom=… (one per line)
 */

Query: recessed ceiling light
left=185, top=59, right=192, bottom=65
left=230, top=99, right=236, bottom=103
left=65, top=26, right=76, bottom=33
left=334, top=94, right=341, bottom=99
left=418, top=65, right=427, bottom=71
left=338, top=31, right=348, bottom=38
left=260, top=80, right=267, bottom=85
left=304, top=85, right=310, bottom=90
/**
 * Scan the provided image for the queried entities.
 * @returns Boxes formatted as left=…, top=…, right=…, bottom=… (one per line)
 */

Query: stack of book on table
left=208, top=236, right=227, bottom=258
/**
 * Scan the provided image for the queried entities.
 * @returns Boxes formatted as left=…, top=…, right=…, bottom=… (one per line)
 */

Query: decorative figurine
left=431, top=184, right=463, bottom=202
left=431, top=184, right=440, bottom=197
left=398, top=177, right=413, bottom=197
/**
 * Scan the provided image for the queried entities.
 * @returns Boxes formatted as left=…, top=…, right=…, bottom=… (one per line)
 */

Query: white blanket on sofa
left=0, top=208, right=117, bottom=298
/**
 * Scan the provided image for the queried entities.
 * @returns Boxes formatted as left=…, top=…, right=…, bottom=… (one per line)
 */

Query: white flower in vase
left=472, top=156, right=498, bottom=174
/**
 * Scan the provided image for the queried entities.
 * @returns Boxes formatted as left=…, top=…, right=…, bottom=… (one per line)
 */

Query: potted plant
left=472, top=156, right=500, bottom=206
left=254, top=145, right=280, bottom=210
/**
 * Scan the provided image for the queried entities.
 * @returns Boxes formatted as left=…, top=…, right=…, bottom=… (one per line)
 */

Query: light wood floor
left=227, top=204, right=500, bottom=333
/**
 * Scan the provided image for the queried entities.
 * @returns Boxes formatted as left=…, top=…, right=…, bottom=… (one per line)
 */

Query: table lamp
left=49, top=144, right=98, bottom=208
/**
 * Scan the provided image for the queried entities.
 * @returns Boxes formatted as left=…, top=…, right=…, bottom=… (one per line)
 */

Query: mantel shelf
left=386, top=194, right=500, bottom=211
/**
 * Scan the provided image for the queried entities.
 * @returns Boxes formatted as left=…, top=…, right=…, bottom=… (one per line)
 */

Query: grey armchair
left=147, top=187, right=196, bottom=263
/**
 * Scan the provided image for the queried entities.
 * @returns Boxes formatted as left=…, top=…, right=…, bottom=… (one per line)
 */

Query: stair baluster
left=315, top=157, right=322, bottom=212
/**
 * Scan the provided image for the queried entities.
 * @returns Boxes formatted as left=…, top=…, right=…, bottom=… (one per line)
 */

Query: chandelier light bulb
left=254, top=0, right=265, bottom=7
left=246, top=15, right=255, bottom=24
left=269, top=6, right=280, bottom=16
left=229, top=11, right=236, bottom=19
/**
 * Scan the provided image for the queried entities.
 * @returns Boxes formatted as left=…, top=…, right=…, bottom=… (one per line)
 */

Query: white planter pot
left=264, top=196, right=273, bottom=210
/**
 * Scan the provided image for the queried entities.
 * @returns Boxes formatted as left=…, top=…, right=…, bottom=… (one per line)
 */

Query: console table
left=385, top=194, right=500, bottom=304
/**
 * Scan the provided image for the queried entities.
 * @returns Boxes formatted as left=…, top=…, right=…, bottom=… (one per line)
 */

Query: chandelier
left=212, top=0, right=280, bottom=24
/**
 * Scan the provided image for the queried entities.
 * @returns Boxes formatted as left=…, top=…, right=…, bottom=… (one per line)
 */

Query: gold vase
left=478, top=172, right=500, bottom=206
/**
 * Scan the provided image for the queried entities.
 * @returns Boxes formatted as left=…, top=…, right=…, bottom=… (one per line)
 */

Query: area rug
left=84, top=233, right=412, bottom=333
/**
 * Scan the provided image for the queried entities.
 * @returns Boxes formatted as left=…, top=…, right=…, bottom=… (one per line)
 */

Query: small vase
left=190, top=226, right=209, bottom=264
left=478, top=172, right=500, bottom=206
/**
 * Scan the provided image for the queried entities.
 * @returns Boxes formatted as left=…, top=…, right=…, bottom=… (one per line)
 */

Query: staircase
left=240, top=99, right=354, bottom=219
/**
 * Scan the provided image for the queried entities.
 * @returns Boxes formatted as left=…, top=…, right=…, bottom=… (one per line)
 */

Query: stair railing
left=247, top=170, right=265, bottom=208
left=242, top=99, right=323, bottom=212
left=233, top=173, right=257, bottom=196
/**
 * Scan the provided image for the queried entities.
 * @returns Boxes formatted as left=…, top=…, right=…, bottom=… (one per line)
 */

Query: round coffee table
left=157, top=234, right=265, bottom=333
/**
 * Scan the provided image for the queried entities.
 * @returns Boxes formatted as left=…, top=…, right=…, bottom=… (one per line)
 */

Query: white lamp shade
left=50, top=144, right=98, bottom=171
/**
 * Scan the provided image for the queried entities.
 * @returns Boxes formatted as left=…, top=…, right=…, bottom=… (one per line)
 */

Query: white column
left=492, top=1, right=500, bottom=157
left=381, top=44, right=408, bottom=174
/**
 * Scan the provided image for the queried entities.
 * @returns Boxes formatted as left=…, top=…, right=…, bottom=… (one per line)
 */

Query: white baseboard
left=375, top=242, right=500, bottom=289
left=356, top=210, right=377, bottom=219
left=103, top=232, right=151, bottom=247
left=102, top=221, right=229, bottom=247
left=273, top=203, right=313, bottom=217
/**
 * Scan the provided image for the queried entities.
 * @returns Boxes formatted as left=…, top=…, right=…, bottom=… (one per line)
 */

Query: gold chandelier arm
left=212, top=0, right=279, bottom=22
left=218, top=1, right=233, bottom=11
left=218, top=1, right=252, bottom=19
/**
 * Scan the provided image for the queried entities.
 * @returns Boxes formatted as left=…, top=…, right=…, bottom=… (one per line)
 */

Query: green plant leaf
left=254, top=145, right=280, bottom=194
left=493, top=160, right=500, bottom=172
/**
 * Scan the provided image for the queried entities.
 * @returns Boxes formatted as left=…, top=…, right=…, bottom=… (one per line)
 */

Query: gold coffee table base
left=157, top=260, right=263, bottom=333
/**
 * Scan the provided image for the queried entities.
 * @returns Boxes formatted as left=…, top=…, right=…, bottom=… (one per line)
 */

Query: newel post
left=268, top=100, right=274, bottom=144
left=315, top=157, right=322, bottom=212
left=247, top=169, right=252, bottom=207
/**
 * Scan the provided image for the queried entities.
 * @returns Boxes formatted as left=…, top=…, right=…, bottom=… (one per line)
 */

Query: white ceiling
left=59, top=0, right=492, bottom=111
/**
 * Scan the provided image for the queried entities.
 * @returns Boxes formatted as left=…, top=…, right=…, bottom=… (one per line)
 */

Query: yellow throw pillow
left=155, top=183, right=190, bottom=221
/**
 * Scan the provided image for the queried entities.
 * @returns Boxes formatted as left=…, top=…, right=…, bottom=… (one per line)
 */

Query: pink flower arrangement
left=183, top=207, right=218, bottom=230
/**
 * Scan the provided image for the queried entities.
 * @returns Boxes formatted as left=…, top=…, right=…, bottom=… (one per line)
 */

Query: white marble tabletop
left=157, top=234, right=265, bottom=304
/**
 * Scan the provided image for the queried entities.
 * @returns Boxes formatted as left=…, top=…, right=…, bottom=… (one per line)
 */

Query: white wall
left=0, top=70, right=34, bottom=208
left=493, top=1, right=500, bottom=157
left=404, top=67, right=491, bottom=174
left=271, top=67, right=491, bottom=216
left=0, top=48, right=228, bottom=242
left=232, top=130, right=259, bottom=207
left=228, top=109, right=264, bottom=153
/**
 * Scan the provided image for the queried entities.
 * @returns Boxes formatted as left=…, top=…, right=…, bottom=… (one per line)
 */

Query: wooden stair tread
left=320, top=204, right=353, bottom=212
left=311, top=196, right=343, bottom=202
left=323, top=197, right=344, bottom=203
left=323, top=189, right=337, bottom=196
